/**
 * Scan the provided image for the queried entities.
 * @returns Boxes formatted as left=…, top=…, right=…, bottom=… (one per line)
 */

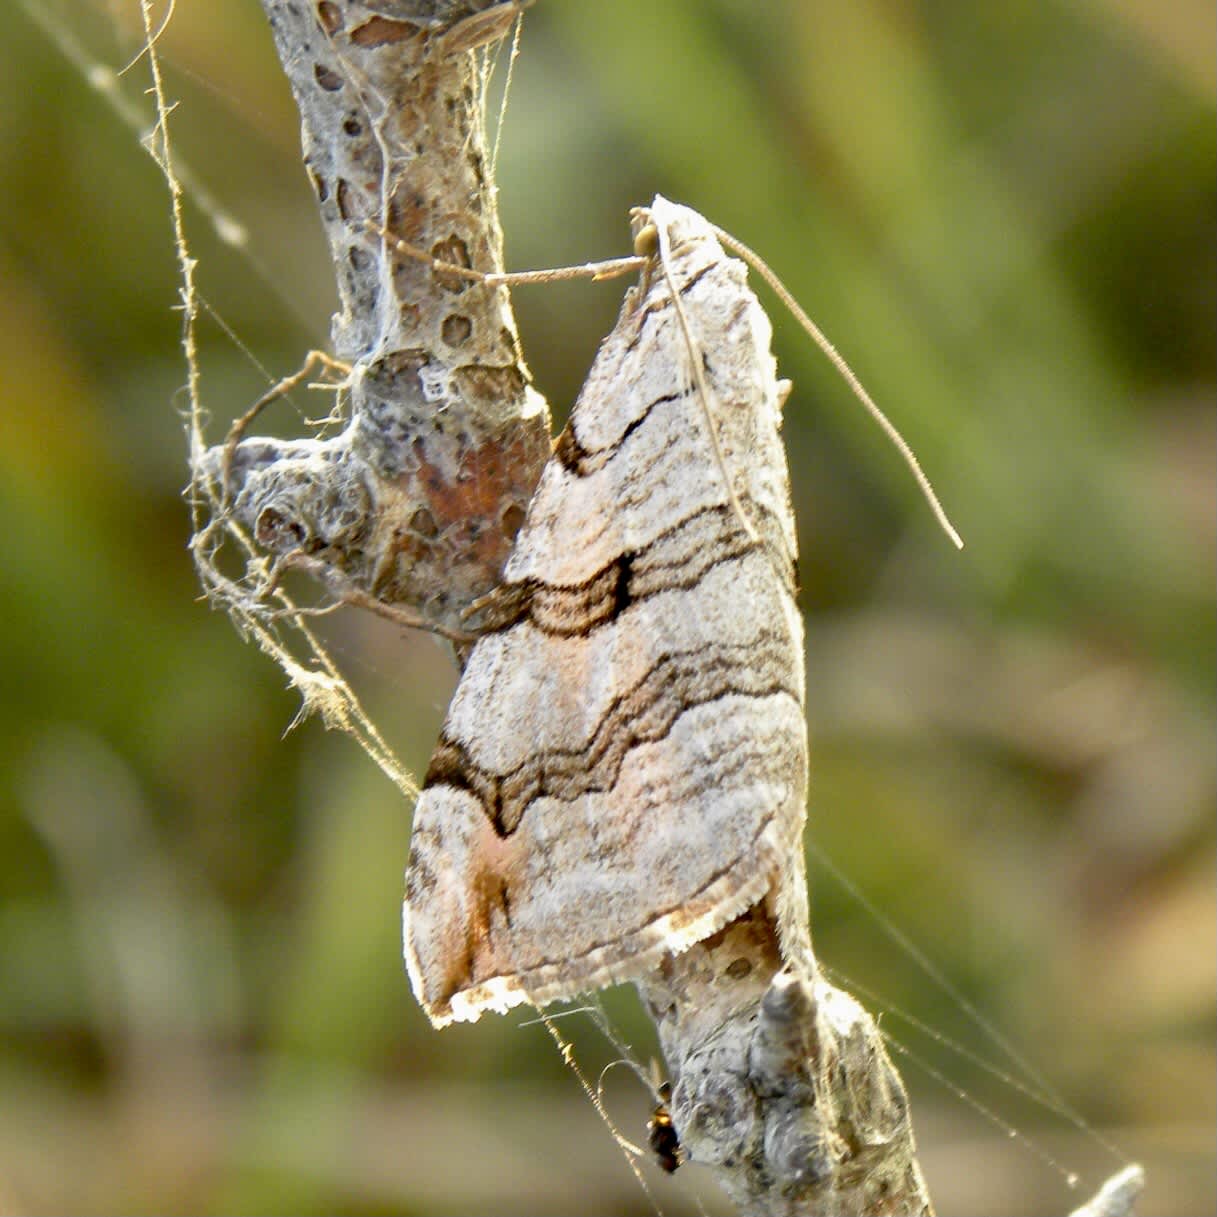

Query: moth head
left=631, top=215, right=659, bottom=260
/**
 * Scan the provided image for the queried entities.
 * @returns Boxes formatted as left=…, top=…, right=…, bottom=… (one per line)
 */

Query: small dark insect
left=647, top=1081, right=683, bottom=1174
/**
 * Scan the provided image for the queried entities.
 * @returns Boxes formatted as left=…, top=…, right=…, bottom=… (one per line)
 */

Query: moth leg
left=460, top=580, right=532, bottom=632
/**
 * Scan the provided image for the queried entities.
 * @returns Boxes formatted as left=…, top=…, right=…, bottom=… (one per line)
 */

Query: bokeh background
left=1, top=1, right=1212, bottom=1213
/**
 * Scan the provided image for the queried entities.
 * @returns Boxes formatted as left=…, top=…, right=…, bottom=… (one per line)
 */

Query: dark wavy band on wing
left=477, top=501, right=795, bottom=638
left=425, top=626, right=801, bottom=837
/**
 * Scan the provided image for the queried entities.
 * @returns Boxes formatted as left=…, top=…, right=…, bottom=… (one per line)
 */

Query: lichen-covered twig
left=638, top=907, right=934, bottom=1215
left=196, top=0, right=550, bottom=638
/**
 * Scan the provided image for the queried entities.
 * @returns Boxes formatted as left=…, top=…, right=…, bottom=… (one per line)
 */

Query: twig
left=196, top=0, right=553, bottom=640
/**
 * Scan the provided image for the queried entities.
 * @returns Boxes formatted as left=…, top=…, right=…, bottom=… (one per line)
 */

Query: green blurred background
left=1, top=1, right=1212, bottom=1213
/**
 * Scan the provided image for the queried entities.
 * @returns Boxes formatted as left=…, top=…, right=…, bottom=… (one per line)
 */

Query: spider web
left=135, top=0, right=416, bottom=801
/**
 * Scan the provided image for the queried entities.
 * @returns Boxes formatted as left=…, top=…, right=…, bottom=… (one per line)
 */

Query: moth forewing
left=404, top=197, right=810, bottom=1027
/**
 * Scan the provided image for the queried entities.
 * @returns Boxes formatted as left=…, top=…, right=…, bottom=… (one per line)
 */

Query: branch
left=197, top=0, right=550, bottom=637
left=638, top=904, right=1142, bottom=1215
left=638, top=906, right=932, bottom=1214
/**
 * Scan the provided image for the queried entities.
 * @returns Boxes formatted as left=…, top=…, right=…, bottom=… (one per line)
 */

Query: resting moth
left=403, top=196, right=810, bottom=1026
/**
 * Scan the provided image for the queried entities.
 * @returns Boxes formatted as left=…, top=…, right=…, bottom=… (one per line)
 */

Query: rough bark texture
left=207, top=0, right=551, bottom=636
left=639, top=907, right=932, bottom=1215
left=222, top=5, right=1145, bottom=1214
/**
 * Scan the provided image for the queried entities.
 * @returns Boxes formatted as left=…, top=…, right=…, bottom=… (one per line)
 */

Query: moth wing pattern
left=404, top=196, right=810, bottom=1026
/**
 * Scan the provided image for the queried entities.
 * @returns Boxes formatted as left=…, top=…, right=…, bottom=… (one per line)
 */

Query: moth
left=404, top=196, right=810, bottom=1026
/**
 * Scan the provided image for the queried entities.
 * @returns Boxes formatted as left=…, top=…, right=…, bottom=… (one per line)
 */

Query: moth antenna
left=651, top=215, right=763, bottom=550
left=712, top=226, right=964, bottom=550
left=364, top=220, right=644, bottom=286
